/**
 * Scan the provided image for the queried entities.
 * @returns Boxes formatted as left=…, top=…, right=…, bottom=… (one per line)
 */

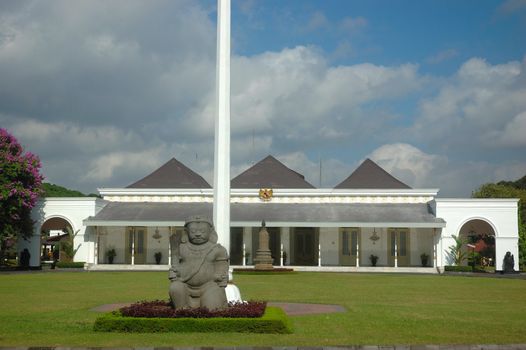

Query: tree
left=0, top=128, right=44, bottom=263
left=447, top=234, right=468, bottom=266
left=59, top=226, right=80, bottom=262
left=472, top=181, right=526, bottom=269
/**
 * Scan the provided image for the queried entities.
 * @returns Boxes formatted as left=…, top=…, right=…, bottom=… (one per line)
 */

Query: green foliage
left=0, top=128, right=43, bottom=264
left=447, top=234, right=468, bottom=266
left=59, top=226, right=80, bottom=261
left=42, top=183, right=87, bottom=197
left=472, top=181, right=526, bottom=268
left=444, top=265, right=473, bottom=272
left=93, top=306, right=292, bottom=334
left=41, top=182, right=101, bottom=198
left=56, top=261, right=85, bottom=268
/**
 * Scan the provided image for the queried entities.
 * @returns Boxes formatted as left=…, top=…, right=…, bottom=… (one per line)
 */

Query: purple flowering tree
left=0, top=128, right=44, bottom=264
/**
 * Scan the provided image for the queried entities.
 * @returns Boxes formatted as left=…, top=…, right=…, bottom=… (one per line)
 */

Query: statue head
left=183, top=215, right=218, bottom=244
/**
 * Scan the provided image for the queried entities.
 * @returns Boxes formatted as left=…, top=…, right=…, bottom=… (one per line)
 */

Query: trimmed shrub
left=93, top=306, right=292, bottom=333
left=444, top=265, right=473, bottom=272
left=233, top=270, right=296, bottom=275
left=56, top=261, right=85, bottom=268
left=120, top=300, right=266, bottom=318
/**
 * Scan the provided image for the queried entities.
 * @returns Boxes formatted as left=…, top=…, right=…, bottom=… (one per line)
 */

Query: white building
left=20, top=155, right=519, bottom=272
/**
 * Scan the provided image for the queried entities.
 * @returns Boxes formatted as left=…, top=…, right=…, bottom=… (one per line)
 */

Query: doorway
left=388, top=228, right=410, bottom=267
left=339, top=228, right=360, bottom=266
left=125, top=227, right=147, bottom=265
left=292, top=227, right=318, bottom=266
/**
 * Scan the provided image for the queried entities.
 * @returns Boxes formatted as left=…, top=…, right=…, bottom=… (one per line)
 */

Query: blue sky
left=0, top=0, right=525, bottom=196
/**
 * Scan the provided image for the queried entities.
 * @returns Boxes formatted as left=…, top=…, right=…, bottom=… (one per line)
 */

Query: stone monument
left=253, top=221, right=274, bottom=270
left=169, top=216, right=229, bottom=310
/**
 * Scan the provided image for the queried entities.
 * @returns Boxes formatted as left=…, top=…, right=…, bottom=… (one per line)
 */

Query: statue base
left=254, top=249, right=274, bottom=270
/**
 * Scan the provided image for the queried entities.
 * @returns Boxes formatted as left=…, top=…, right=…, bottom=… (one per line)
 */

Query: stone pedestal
left=254, top=221, right=274, bottom=270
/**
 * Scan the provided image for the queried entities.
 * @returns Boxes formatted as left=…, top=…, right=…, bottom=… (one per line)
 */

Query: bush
left=93, top=306, right=292, bottom=333
left=444, top=265, right=473, bottom=272
left=120, top=300, right=266, bottom=318
left=56, top=261, right=85, bottom=268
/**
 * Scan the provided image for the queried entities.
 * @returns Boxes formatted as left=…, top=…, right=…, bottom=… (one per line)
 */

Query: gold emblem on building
left=259, top=188, right=273, bottom=201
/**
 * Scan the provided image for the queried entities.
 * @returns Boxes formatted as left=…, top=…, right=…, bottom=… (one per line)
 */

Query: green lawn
left=0, top=271, right=525, bottom=346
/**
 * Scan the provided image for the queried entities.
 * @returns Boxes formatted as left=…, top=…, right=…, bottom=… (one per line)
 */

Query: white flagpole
left=214, top=0, right=231, bottom=252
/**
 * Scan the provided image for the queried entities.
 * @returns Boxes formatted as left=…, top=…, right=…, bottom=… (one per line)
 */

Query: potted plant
left=154, top=251, right=162, bottom=265
left=420, top=253, right=429, bottom=267
left=370, top=254, right=378, bottom=267
left=106, top=248, right=116, bottom=264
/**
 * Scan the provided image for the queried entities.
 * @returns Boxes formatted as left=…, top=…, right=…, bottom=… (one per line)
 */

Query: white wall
left=319, top=227, right=339, bottom=266
left=410, top=228, right=434, bottom=267
left=435, top=199, right=519, bottom=270
left=360, top=227, right=388, bottom=266
left=26, top=198, right=106, bottom=267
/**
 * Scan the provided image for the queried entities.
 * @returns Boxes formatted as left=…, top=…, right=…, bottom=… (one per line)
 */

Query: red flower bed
left=120, top=300, right=267, bottom=318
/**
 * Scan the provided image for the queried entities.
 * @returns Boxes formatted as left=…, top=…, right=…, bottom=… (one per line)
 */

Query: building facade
left=20, top=156, right=520, bottom=272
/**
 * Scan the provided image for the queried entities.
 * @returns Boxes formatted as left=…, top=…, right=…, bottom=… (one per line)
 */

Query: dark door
left=292, top=227, right=318, bottom=266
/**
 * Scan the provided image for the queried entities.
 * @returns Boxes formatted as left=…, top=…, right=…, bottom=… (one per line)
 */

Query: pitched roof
left=231, top=155, right=315, bottom=189
left=85, top=202, right=445, bottom=228
left=335, top=158, right=411, bottom=189
left=127, top=158, right=211, bottom=189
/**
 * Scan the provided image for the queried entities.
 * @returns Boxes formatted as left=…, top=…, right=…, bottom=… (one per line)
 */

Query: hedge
left=444, top=265, right=473, bottom=272
left=56, top=261, right=85, bottom=268
left=93, top=306, right=292, bottom=333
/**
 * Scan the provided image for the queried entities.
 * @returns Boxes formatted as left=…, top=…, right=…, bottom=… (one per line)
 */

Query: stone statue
left=503, top=251, right=515, bottom=274
left=254, top=220, right=274, bottom=270
left=169, top=216, right=229, bottom=310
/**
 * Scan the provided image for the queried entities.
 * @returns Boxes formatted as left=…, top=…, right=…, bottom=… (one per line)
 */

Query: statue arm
left=214, top=246, right=228, bottom=287
left=169, top=258, right=181, bottom=281
left=169, top=232, right=183, bottom=282
left=213, top=246, right=229, bottom=287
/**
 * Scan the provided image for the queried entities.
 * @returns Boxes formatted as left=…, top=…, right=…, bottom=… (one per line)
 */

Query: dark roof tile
left=127, top=158, right=211, bottom=189
left=231, top=155, right=315, bottom=189
left=335, top=158, right=411, bottom=189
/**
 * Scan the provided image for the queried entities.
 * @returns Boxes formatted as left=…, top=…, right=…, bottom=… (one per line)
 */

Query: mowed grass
left=0, top=271, right=525, bottom=346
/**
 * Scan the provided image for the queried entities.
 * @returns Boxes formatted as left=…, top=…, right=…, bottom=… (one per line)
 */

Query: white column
left=433, top=228, right=437, bottom=268
left=242, top=227, right=252, bottom=264
left=280, top=243, right=284, bottom=267
left=94, top=226, right=99, bottom=265
left=318, top=244, right=322, bottom=267
left=394, top=234, right=398, bottom=268
left=242, top=243, right=246, bottom=266
left=356, top=239, right=360, bottom=268
left=213, top=0, right=231, bottom=252
left=131, top=227, right=135, bottom=266
left=168, top=227, right=172, bottom=266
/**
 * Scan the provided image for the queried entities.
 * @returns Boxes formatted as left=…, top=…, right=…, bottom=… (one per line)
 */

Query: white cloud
left=496, top=110, right=526, bottom=147
left=413, top=58, right=526, bottom=150
left=366, top=143, right=526, bottom=196
left=367, top=143, right=448, bottom=188
left=83, top=148, right=164, bottom=182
